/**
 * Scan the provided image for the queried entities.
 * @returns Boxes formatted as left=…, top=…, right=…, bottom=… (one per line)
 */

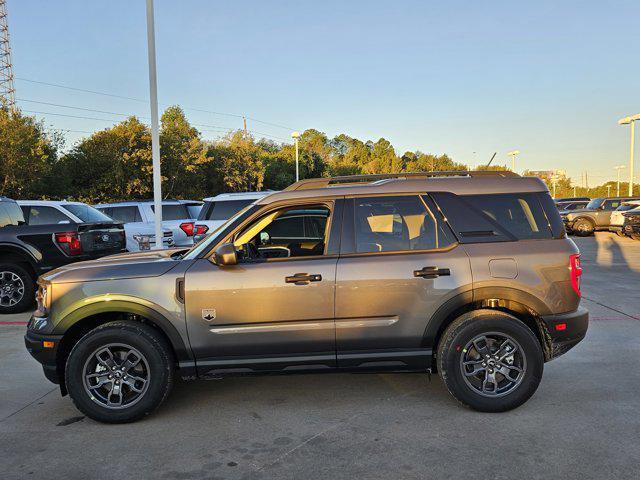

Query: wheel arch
left=54, top=300, right=194, bottom=394
left=0, top=244, right=38, bottom=279
left=424, top=289, right=553, bottom=370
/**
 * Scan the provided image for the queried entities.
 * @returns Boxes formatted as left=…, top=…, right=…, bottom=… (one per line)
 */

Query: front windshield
left=183, top=204, right=256, bottom=259
left=586, top=198, right=603, bottom=209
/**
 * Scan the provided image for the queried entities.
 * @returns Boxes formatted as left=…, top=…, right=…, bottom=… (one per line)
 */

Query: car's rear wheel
left=0, top=264, right=34, bottom=314
left=65, top=321, right=174, bottom=423
left=572, top=218, right=594, bottom=236
left=437, top=309, right=543, bottom=412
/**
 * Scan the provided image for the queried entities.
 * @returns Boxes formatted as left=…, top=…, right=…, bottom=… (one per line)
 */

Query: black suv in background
left=562, top=196, right=640, bottom=236
left=0, top=197, right=125, bottom=314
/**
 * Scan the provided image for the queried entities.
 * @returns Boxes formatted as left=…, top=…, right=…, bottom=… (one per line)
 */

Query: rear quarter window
left=431, top=192, right=558, bottom=242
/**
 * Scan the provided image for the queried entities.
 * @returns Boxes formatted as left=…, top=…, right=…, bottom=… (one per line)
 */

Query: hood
left=41, top=248, right=187, bottom=284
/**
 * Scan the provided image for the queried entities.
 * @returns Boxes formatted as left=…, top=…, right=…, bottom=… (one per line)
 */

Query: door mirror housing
left=212, top=243, right=237, bottom=266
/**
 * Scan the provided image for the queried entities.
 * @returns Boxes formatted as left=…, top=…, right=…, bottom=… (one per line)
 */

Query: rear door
left=335, top=195, right=472, bottom=370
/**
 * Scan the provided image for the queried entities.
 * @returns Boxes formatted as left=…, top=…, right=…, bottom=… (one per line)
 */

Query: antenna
left=487, top=152, right=497, bottom=166
left=0, top=0, right=15, bottom=108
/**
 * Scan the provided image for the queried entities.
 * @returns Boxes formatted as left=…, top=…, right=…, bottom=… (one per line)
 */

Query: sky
left=8, top=0, right=640, bottom=184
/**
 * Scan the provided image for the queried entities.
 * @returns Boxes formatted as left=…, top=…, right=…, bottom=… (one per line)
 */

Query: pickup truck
left=0, top=197, right=125, bottom=313
left=561, top=196, right=640, bottom=236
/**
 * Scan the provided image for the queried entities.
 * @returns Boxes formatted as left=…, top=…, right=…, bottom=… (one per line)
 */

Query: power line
left=24, top=109, right=289, bottom=142
left=15, top=76, right=299, bottom=131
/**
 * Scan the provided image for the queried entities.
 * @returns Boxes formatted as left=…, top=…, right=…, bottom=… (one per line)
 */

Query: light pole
left=614, top=165, right=626, bottom=197
left=145, top=0, right=163, bottom=249
left=618, top=114, right=640, bottom=196
left=507, top=150, right=520, bottom=172
left=291, top=131, right=300, bottom=181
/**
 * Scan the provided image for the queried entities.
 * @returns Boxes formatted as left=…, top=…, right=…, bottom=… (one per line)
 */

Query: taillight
left=195, top=224, right=209, bottom=236
left=180, top=222, right=195, bottom=236
left=55, top=231, right=83, bottom=256
left=569, top=253, right=582, bottom=297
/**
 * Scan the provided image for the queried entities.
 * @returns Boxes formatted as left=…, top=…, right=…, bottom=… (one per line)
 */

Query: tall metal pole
left=617, top=168, right=621, bottom=197
left=629, top=120, right=635, bottom=196
left=295, top=137, right=299, bottom=181
left=145, top=0, right=163, bottom=249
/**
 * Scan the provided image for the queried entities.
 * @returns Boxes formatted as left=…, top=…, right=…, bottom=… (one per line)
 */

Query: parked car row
left=0, top=193, right=270, bottom=314
left=556, top=196, right=640, bottom=239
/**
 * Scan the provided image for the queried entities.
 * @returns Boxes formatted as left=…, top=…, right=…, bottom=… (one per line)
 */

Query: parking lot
left=0, top=232, right=638, bottom=480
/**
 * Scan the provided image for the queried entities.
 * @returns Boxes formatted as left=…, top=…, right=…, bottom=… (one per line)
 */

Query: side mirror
left=212, top=243, right=237, bottom=266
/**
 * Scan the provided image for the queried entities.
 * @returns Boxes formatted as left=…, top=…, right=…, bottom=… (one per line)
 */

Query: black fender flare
left=423, top=286, right=552, bottom=355
left=0, top=242, right=40, bottom=271
left=55, top=300, right=193, bottom=364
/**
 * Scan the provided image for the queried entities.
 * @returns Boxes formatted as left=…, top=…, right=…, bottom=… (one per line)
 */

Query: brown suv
left=25, top=172, right=588, bottom=423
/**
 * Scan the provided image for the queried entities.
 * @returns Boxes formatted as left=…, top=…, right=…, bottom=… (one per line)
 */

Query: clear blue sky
left=9, top=0, right=640, bottom=184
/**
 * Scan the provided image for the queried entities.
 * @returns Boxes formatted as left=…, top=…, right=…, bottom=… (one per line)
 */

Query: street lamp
left=614, top=165, right=626, bottom=197
left=618, top=113, right=640, bottom=196
left=507, top=150, right=520, bottom=172
left=291, top=131, right=300, bottom=181
left=145, top=0, right=163, bottom=249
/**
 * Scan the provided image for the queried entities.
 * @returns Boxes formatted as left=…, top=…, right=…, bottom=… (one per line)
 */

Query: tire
left=437, top=309, right=544, bottom=412
left=65, top=321, right=174, bottom=423
left=571, top=218, right=594, bottom=236
left=0, top=263, right=35, bottom=314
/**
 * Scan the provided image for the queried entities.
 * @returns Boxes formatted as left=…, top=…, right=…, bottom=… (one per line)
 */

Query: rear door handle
left=413, top=266, right=450, bottom=278
left=285, top=273, right=322, bottom=285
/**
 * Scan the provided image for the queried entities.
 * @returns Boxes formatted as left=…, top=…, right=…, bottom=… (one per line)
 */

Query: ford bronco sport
left=25, top=172, right=588, bottom=423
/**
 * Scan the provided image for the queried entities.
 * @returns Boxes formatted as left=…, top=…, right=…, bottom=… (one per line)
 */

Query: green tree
left=0, top=107, right=60, bottom=198
left=160, top=106, right=206, bottom=198
left=54, top=117, right=152, bottom=202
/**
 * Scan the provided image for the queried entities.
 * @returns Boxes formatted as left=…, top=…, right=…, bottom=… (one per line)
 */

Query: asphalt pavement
left=1, top=232, right=639, bottom=480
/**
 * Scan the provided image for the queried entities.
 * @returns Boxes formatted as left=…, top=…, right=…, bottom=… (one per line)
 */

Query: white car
left=610, top=200, right=640, bottom=235
left=193, top=191, right=276, bottom=242
left=94, top=200, right=199, bottom=248
left=17, top=200, right=174, bottom=252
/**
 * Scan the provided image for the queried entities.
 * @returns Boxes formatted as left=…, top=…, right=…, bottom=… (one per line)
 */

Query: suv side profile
left=25, top=172, right=588, bottom=423
left=562, top=196, right=640, bottom=236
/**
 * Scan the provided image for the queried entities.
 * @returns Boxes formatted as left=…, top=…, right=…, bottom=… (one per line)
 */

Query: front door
left=335, top=195, right=473, bottom=370
left=185, top=201, right=340, bottom=376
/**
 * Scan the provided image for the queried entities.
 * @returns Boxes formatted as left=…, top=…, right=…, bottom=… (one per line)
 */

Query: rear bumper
left=24, top=329, right=63, bottom=385
left=541, top=306, right=589, bottom=360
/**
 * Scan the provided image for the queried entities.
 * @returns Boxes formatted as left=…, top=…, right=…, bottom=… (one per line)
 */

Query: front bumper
left=541, top=306, right=589, bottom=360
left=24, top=328, right=63, bottom=385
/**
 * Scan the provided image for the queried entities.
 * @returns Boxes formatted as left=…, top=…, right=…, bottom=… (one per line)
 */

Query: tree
left=160, top=106, right=206, bottom=198
left=54, top=117, right=152, bottom=202
left=0, top=107, right=61, bottom=199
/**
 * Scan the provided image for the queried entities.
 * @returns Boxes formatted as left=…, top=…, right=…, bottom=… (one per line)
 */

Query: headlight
left=35, top=281, right=51, bottom=317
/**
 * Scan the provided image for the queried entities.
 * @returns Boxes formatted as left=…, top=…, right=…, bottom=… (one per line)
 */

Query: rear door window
left=108, top=206, right=142, bottom=223
left=200, top=199, right=255, bottom=221
left=27, top=206, right=74, bottom=225
left=353, top=195, right=455, bottom=253
left=151, top=204, right=190, bottom=220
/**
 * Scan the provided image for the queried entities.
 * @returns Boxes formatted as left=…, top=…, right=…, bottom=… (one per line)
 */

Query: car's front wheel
left=437, top=309, right=543, bottom=412
left=65, top=321, right=174, bottom=423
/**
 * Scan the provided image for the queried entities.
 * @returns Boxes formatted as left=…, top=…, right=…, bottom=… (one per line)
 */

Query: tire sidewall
left=65, top=323, right=172, bottom=423
left=0, top=263, right=35, bottom=314
left=439, top=313, right=543, bottom=412
left=572, top=218, right=594, bottom=236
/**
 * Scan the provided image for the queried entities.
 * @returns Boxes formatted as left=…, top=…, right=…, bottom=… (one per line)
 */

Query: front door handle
left=413, top=266, right=451, bottom=278
left=285, top=273, right=322, bottom=285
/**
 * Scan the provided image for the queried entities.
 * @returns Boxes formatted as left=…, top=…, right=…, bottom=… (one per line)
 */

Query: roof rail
left=284, top=171, right=520, bottom=191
